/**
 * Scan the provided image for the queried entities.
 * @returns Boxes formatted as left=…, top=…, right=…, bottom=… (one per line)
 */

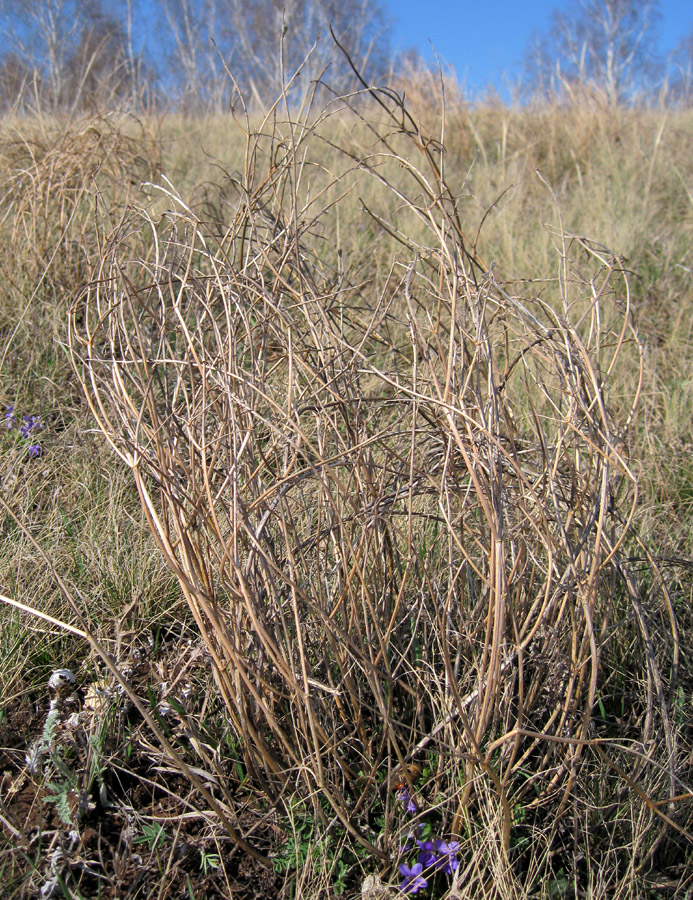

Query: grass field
left=0, top=79, right=691, bottom=899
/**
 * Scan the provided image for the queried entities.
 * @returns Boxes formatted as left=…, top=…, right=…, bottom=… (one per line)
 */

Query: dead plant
left=68, top=75, right=688, bottom=893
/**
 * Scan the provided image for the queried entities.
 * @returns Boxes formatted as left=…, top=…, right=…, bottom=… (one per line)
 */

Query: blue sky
left=383, top=0, right=693, bottom=95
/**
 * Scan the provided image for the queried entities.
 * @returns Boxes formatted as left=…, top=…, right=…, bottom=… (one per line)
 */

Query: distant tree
left=156, top=0, right=393, bottom=110
left=0, top=0, right=83, bottom=107
left=0, top=53, right=33, bottom=110
left=0, top=0, right=393, bottom=112
left=669, top=26, right=693, bottom=106
left=156, top=0, right=228, bottom=108
left=523, top=0, right=662, bottom=104
left=63, top=11, right=131, bottom=108
left=0, top=0, right=144, bottom=110
left=221, top=0, right=392, bottom=102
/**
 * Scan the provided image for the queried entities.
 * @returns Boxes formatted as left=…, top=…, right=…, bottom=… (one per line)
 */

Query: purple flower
left=416, top=839, right=438, bottom=869
left=5, top=406, right=15, bottom=429
left=433, top=839, right=460, bottom=874
left=28, top=443, right=41, bottom=459
left=396, top=788, right=417, bottom=815
left=20, top=414, right=42, bottom=439
left=399, top=862, right=428, bottom=895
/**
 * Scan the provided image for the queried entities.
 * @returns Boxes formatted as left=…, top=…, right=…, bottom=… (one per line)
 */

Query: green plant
left=43, top=777, right=76, bottom=826
left=199, top=848, right=220, bottom=875
left=134, top=823, right=166, bottom=852
left=273, top=812, right=318, bottom=875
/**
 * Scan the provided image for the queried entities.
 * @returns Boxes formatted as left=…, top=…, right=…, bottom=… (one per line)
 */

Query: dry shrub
left=68, top=84, right=687, bottom=893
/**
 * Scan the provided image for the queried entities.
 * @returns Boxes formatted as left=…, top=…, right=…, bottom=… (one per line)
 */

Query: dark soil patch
left=0, top=640, right=288, bottom=899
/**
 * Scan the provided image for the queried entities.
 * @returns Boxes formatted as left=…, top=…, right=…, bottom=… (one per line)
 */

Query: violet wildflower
left=433, top=839, right=460, bottom=874
left=399, top=862, right=428, bottom=895
left=5, top=406, right=15, bottom=429
left=28, top=443, right=41, bottom=459
left=415, top=839, right=437, bottom=869
left=20, top=414, right=42, bottom=439
left=396, top=787, right=417, bottom=815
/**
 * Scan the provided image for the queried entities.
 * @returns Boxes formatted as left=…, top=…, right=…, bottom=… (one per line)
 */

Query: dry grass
left=0, top=75, right=691, bottom=899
